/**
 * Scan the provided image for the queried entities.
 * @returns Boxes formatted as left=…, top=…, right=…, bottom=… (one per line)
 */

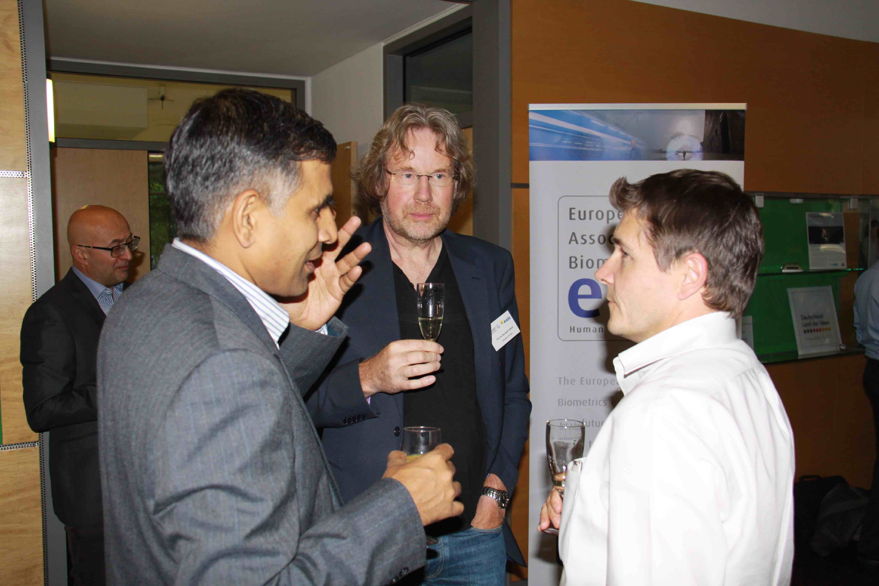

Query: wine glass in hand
left=545, top=419, right=585, bottom=534
left=402, top=426, right=442, bottom=545
left=416, top=283, right=444, bottom=341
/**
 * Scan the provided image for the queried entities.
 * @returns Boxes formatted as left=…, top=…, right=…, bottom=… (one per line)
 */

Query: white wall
left=309, top=3, right=465, bottom=160
left=310, top=42, right=384, bottom=160
left=635, top=0, right=879, bottom=42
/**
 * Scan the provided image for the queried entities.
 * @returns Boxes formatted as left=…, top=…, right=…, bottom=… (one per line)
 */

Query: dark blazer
left=98, top=245, right=424, bottom=585
left=21, top=268, right=105, bottom=528
left=308, top=219, right=531, bottom=563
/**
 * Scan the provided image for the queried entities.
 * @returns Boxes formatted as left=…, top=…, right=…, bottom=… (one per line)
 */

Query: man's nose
left=595, top=259, right=612, bottom=284
left=318, top=208, right=338, bottom=244
left=413, top=175, right=432, bottom=202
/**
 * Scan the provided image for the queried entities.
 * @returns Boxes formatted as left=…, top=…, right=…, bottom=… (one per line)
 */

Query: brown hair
left=355, top=104, right=474, bottom=213
left=609, top=169, right=763, bottom=317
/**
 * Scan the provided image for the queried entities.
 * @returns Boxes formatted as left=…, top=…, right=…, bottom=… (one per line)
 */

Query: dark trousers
left=860, top=358, right=879, bottom=561
left=65, top=525, right=105, bottom=586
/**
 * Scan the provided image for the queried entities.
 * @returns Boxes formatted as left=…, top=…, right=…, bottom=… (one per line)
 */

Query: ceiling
left=43, top=0, right=463, bottom=77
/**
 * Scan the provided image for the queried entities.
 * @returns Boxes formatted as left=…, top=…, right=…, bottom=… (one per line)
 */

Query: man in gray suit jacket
left=98, top=89, right=463, bottom=585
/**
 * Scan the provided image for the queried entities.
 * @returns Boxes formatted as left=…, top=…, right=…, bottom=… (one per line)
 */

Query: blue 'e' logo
left=567, top=278, right=602, bottom=318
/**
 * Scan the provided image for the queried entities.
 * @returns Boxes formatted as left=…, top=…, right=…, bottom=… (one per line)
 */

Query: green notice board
left=746, top=272, right=846, bottom=358
left=744, top=196, right=863, bottom=362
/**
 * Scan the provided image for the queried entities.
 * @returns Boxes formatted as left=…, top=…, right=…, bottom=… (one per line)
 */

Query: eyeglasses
left=77, top=236, right=140, bottom=258
left=386, top=169, right=456, bottom=189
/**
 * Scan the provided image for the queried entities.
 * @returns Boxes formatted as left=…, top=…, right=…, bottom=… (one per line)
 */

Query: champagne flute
left=416, top=282, right=444, bottom=341
left=402, top=426, right=442, bottom=545
left=545, top=418, right=585, bottom=534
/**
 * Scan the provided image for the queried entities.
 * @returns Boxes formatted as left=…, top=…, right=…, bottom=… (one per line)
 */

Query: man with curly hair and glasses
left=309, top=104, right=531, bottom=585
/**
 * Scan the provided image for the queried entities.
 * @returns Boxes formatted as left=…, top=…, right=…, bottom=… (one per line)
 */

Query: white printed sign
left=528, top=103, right=745, bottom=583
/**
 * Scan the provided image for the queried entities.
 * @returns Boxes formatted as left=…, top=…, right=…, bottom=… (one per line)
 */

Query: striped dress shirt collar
left=171, top=238, right=290, bottom=346
left=72, top=266, right=123, bottom=314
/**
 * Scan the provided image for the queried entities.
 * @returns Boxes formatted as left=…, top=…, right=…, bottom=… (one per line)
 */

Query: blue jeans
left=410, top=525, right=506, bottom=585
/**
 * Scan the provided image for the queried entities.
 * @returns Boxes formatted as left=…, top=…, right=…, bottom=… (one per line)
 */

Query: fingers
left=431, top=442, right=454, bottom=461
left=389, top=340, right=444, bottom=372
left=538, top=488, right=563, bottom=533
left=538, top=502, right=550, bottom=531
left=549, top=486, right=563, bottom=514
left=360, top=340, right=444, bottom=395
left=403, top=372, right=436, bottom=390
left=337, top=264, right=363, bottom=293
left=386, top=442, right=462, bottom=526
left=336, top=241, right=371, bottom=275
left=386, top=450, right=406, bottom=468
left=331, top=215, right=361, bottom=254
left=336, top=215, right=362, bottom=246
left=395, top=339, right=443, bottom=354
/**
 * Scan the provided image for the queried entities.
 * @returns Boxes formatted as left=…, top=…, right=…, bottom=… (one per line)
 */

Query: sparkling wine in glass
left=416, top=282, right=444, bottom=341
left=544, top=418, right=585, bottom=535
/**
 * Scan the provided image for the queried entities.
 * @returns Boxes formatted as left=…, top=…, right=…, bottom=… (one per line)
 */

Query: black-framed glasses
left=77, top=235, right=140, bottom=258
left=385, top=169, right=456, bottom=189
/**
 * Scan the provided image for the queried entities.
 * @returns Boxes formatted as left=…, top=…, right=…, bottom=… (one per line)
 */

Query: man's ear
left=70, top=244, right=88, bottom=267
left=678, top=251, right=709, bottom=300
left=228, top=189, right=265, bottom=248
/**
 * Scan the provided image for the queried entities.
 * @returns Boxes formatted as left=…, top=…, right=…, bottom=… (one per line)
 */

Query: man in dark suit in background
left=308, top=104, right=531, bottom=584
left=21, top=204, right=138, bottom=585
left=98, top=89, right=462, bottom=585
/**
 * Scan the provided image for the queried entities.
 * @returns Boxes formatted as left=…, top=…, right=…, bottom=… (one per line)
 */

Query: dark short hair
left=355, top=104, right=474, bottom=213
left=609, top=169, right=763, bottom=317
left=165, top=88, right=336, bottom=241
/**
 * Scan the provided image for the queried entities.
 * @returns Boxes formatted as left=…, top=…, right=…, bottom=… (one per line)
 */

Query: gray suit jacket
left=98, top=245, right=424, bottom=585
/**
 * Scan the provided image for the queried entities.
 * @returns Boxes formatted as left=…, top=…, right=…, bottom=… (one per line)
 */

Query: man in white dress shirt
left=539, top=169, right=795, bottom=585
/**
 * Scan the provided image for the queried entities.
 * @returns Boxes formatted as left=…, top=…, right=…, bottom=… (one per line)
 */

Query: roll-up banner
left=527, top=104, right=746, bottom=583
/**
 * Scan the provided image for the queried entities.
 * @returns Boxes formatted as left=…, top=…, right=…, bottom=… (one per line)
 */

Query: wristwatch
left=481, top=487, right=510, bottom=509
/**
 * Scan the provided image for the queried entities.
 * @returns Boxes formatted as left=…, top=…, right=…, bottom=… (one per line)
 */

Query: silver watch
left=481, top=487, right=510, bottom=509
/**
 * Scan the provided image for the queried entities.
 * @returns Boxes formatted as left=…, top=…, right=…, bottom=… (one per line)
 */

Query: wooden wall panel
left=863, top=43, right=879, bottom=191
left=0, top=446, right=44, bottom=585
left=331, top=141, right=357, bottom=225
left=447, top=127, right=473, bottom=237
left=0, top=178, right=37, bottom=445
left=0, top=0, right=34, bottom=446
left=510, top=0, right=879, bottom=563
left=0, top=0, right=25, bottom=171
left=0, top=2, right=45, bottom=584
left=51, top=147, right=150, bottom=282
left=511, top=0, right=879, bottom=195
left=769, top=354, right=873, bottom=487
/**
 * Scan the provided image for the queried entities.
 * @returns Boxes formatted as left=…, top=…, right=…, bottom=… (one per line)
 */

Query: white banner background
left=527, top=104, right=745, bottom=584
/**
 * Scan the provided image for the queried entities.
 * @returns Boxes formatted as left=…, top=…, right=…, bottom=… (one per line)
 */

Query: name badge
left=490, top=310, right=520, bottom=350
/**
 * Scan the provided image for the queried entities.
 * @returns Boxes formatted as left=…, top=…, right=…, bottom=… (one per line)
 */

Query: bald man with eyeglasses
left=21, top=204, right=137, bottom=585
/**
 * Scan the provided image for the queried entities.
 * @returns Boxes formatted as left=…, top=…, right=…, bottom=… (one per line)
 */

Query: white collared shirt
left=172, top=239, right=290, bottom=346
left=560, top=312, right=795, bottom=586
